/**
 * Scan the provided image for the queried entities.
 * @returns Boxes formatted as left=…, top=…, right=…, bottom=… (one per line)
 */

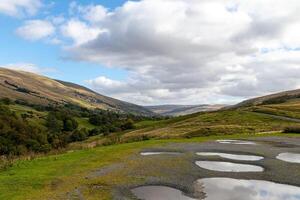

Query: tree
left=70, top=129, right=87, bottom=142
left=64, top=119, right=78, bottom=131
left=46, top=112, right=63, bottom=133
left=121, top=119, right=135, bottom=130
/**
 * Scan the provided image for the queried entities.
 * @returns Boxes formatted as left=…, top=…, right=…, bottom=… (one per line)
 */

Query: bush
left=121, top=119, right=135, bottom=130
left=70, top=129, right=88, bottom=142
left=122, top=135, right=150, bottom=143
left=0, top=98, right=12, bottom=105
left=0, top=104, right=50, bottom=155
left=0, top=99, right=160, bottom=156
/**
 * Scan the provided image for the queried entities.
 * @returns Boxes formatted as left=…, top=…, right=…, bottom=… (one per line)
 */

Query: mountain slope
left=233, top=89, right=300, bottom=108
left=0, top=68, right=153, bottom=115
left=117, top=89, right=300, bottom=141
left=146, top=104, right=225, bottom=116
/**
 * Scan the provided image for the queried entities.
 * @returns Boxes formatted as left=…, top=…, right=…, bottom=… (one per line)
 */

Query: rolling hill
left=113, top=89, right=300, bottom=143
left=233, top=89, right=300, bottom=108
left=0, top=68, right=153, bottom=115
left=146, top=104, right=225, bottom=116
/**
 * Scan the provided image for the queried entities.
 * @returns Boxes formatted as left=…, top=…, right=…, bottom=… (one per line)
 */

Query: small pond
left=197, top=177, right=300, bottom=200
left=195, top=161, right=264, bottom=172
left=216, top=140, right=256, bottom=145
left=131, top=185, right=197, bottom=200
left=140, top=152, right=181, bottom=156
left=276, top=153, right=300, bottom=164
left=196, top=152, right=264, bottom=161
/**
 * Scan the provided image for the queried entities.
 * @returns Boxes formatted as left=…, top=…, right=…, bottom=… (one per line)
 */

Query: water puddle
left=277, top=153, right=300, bottom=164
left=197, top=178, right=300, bottom=200
left=216, top=139, right=256, bottom=145
left=140, top=152, right=181, bottom=156
left=131, top=185, right=197, bottom=200
left=195, top=161, right=264, bottom=172
left=196, top=152, right=263, bottom=161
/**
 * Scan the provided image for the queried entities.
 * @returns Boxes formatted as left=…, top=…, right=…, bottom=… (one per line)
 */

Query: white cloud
left=16, top=20, right=55, bottom=41
left=0, top=63, right=56, bottom=74
left=60, top=19, right=105, bottom=46
left=67, top=0, right=297, bottom=104
left=0, top=0, right=42, bottom=17
left=76, top=4, right=108, bottom=24
left=86, top=76, right=127, bottom=93
left=17, top=0, right=300, bottom=105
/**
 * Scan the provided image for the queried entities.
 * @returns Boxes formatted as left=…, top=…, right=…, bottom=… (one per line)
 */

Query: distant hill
left=121, top=89, right=300, bottom=141
left=146, top=104, right=226, bottom=116
left=0, top=68, right=154, bottom=115
left=232, top=89, right=300, bottom=108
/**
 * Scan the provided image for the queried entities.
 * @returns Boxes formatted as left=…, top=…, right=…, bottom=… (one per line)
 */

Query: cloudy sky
left=1, top=0, right=300, bottom=105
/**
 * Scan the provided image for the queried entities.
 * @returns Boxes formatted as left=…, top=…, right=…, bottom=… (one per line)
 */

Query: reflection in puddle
left=196, top=152, right=264, bottom=161
left=197, top=178, right=300, bottom=200
left=277, top=153, right=300, bottom=164
left=140, top=152, right=181, bottom=156
left=195, top=161, right=264, bottom=172
left=131, top=185, right=196, bottom=200
left=216, top=140, right=256, bottom=145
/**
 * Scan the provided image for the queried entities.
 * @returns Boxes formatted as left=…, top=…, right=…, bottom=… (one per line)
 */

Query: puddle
left=216, top=140, right=256, bottom=145
left=196, top=152, right=264, bottom=161
left=277, top=153, right=300, bottom=164
left=140, top=152, right=181, bottom=156
left=195, top=161, right=264, bottom=172
left=197, top=178, right=300, bottom=200
left=131, top=185, right=196, bottom=200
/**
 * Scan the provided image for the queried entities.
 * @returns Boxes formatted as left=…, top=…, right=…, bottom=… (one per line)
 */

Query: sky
left=1, top=0, right=300, bottom=106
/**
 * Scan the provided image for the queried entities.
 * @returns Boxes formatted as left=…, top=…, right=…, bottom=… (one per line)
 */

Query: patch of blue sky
left=0, top=0, right=131, bottom=86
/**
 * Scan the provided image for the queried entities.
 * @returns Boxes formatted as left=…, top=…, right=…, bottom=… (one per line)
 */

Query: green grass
left=249, top=106, right=300, bottom=120
left=2, top=100, right=300, bottom=199
left=0, top=143, right=141, bottom=200
left=8, top=104, right=48, bottom=130
left=8, top=104, right=99, bottom=132
left=134, top=120, right=166, bottom=128
left=75, top=117, right=98, bottom=130
left=0, top=132, right=298, bottom=200
left=9, top=104, right=41, bottom=114
left=123, top=110, right=300, bottom=140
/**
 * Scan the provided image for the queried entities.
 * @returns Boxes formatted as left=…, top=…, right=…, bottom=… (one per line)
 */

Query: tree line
left=0, top=98, right=158, bottom=156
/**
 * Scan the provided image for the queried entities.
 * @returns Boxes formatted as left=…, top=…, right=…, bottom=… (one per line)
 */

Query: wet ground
left=89, top=136, right=300, bottom=199
left=195, top=161, right=264, bottom=172
left=276, top=152, right=300, bottom=163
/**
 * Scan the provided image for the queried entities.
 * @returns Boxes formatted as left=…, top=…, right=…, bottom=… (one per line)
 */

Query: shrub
left=283, top=126, right=300, bottom=133
left=121, top=119, right=135, bottom=130
left=0, top=98, right=12, bottom=105
left=70, top=129, right=88, bottom=142
left=122, top=135, right=150, bottom=143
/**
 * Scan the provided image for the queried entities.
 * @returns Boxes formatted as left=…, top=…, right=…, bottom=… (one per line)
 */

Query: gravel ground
left=111, top=136, right=300, bottom=200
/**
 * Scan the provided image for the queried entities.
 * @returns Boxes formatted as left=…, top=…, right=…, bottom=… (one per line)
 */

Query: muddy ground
left=80, top=136, right=300, bottom=200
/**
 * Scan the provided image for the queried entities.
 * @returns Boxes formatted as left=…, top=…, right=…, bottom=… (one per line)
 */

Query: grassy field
left=248, top=99, right=300, bottom=119
left=2, top=97, right=300, bottom=199
left=75, top=117, right=98, bottom=130
left=123, top=110, right=299, bottom=141
left=1, top=132, right=298, bottom=200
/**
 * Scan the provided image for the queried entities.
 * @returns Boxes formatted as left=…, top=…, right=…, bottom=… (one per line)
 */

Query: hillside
left=107, top=90, right=300, bottom=143
left=233, top=89, right=300, bottom=108
left=146, top=104, right=225, bottom=116
left=0, top=68, right=153, bottom=115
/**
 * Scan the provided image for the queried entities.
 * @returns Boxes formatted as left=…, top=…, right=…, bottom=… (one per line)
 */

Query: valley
left=2, top=0, right=300, bottom=199
left=146, top=104, right=225, bottom=116
left=1, top=69, right=300, bottom=199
